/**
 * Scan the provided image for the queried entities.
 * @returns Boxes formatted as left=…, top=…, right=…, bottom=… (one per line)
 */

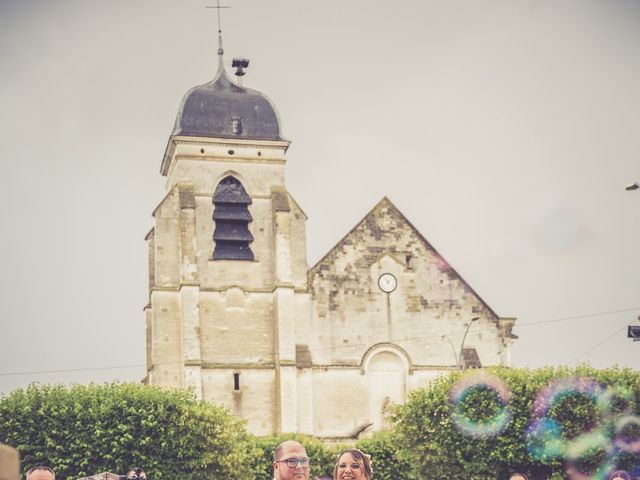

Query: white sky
left=1, top=0, right=639, bottom=394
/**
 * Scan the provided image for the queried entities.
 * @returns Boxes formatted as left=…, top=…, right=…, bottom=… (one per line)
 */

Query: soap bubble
left=449, top=372, right=512, bottom=438
left=613, top=416, right=640, bottom=454
left=565, top=430, right=615, bottom=480
left=598, top=386, right=636, bottom=420
left=532, top=377, right=605, bottom=419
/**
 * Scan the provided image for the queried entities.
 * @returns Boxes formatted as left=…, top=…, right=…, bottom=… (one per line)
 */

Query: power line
left=0, top=364, right=143, bottom=377
left=568, top=323, right=630, bottom=365
left=515, top=307, right=640, bottom=327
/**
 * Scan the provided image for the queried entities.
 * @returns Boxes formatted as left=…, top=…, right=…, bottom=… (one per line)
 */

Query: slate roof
left=172, top=67, right=282, bottom=141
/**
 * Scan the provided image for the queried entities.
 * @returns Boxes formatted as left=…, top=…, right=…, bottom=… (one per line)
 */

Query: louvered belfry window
left=212, top=176, right=254, bottom=260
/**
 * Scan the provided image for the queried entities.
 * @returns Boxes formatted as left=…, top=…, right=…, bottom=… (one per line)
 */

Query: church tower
left=144, top=43, right=309, bottom=435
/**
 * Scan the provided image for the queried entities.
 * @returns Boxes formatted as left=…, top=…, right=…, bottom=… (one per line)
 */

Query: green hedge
left=356, top=430, right=415, bottom=480
left=3, top=367, right=638, bottom=480
left=0, top=383, right=256, bottom=480
left=392, top=366, right=640, bottom=480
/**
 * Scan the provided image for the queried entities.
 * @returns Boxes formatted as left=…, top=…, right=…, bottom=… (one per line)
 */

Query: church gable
left=309, top=197, right=504, bottom=368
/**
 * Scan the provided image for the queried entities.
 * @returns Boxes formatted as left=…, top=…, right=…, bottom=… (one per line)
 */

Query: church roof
left=171, top=67, right=282, bottom=141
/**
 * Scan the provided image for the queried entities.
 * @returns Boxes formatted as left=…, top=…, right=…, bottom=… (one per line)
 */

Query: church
left=143, top=37, right=517, bottom=438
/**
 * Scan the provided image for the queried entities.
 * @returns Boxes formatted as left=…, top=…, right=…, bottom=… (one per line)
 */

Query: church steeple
left=163, top=2, right=283, bottom=164
left=148, top=6, right=305, bottom=436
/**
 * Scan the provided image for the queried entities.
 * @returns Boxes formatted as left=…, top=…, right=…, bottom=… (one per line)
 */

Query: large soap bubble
left=565, top=430, right=615, bottom=480
left=613, top=415, right=640, bottom=454
left=449, top=372, right=512, bottom=438
left=532, top=377, right=606, bottom=419
left=598, top=386, right=637, bottom=421
left=527, top=377, right=607, bottom=463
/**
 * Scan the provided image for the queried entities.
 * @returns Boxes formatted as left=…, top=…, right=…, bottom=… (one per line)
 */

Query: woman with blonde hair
left=333, top=449, right=372, bottom=480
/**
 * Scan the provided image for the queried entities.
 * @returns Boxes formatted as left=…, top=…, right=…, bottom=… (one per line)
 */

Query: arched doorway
left=366, top=349, right=407, bottom=430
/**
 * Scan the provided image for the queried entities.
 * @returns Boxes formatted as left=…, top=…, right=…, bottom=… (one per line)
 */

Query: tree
left=356, top=430, right=415, bottom=480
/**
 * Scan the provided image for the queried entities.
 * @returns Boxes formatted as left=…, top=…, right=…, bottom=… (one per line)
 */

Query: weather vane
left=206, top=0, right=230, bottom=69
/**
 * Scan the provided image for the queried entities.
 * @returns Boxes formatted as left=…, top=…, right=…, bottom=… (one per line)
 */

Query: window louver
left=212, top=176, right=254, bottom=260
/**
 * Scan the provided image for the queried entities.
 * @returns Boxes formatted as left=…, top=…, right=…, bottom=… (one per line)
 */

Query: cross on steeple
left=206, top=0, right=230, bottom=70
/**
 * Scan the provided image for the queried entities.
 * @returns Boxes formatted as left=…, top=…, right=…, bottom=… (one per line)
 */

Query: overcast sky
left=1, top=0, right=639, bottom=394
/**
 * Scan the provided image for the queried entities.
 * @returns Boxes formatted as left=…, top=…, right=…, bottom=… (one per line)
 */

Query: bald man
left=508, top=474, right=528, bottom=480
left=25, top=467, right=54, bottom=480
left=273, top=440, right=310, bottom=480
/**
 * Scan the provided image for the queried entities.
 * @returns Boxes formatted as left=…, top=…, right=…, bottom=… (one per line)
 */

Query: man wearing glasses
left=273, top=440, right=310, bottom=480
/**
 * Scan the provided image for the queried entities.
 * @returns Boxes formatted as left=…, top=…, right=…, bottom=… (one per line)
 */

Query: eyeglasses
left=276, top=457, right=310, bottom=468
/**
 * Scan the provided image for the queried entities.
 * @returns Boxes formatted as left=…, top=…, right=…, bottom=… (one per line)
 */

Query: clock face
left=378, top=273, right=397, bottom=293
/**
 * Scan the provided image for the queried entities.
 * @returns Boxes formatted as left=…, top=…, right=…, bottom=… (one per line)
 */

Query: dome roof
left=172, top=68, right=282, bottom=141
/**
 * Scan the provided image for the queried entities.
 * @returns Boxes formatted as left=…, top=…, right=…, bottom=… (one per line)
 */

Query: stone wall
left=306, top=197, right=516, bottom=436
left=309, top=198, right=512, bottom=369
left=147, top=137, right=310, bottom=434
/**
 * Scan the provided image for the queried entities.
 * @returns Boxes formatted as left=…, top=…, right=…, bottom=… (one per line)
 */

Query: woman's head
left=609, top=471, right=631, bottom=480
left=333, top=450, right=372, bottom=480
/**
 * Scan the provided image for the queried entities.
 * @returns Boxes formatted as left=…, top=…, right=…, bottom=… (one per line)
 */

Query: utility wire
left=515, top=307, right=640, bottom=327
left=568, top=323, right=630, bottom=365
left=0, top=364, right=143, bottom=377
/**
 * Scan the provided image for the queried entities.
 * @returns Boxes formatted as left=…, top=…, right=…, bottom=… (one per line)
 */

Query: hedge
left=3, top=367, right=639, bottom=480
left=355, top=430, right=415, bottom=480
left=0, top=383, right=256, bottom=480
left=392, top=366, right=640, bottom=480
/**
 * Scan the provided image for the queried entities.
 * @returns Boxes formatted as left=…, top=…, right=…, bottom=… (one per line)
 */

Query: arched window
left=212, top=176, right=254, bottom=260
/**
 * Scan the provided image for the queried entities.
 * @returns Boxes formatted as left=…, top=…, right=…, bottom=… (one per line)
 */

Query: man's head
left=25, top=467, right=54, bottom=480
left=508, top=474, right=528, bottom=480
left=125, top=469, right=146, bottom=480
left=273, top=440, right=310, bottom=480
